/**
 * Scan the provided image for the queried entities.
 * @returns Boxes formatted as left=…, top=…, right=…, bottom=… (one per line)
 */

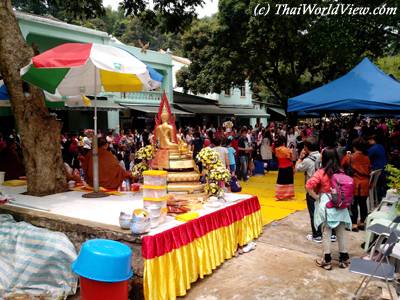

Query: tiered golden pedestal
left=166, top=150, right=205, bottom=194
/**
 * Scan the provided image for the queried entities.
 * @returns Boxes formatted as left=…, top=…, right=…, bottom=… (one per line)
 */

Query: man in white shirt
left=295, top=137, right=322, bottom=243
left=213, top=137, right=229, bottom=169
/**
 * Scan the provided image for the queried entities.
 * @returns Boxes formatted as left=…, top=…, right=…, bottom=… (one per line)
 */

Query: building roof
left=173, top=91, right=217, bottom=104
left=176, top=103, right=269, bottom=117
left=160, top=49, right=191, bottom=65
left=119, top=103, right=193, bottom=116
left=171, top=55, right=191, bottom=65
left=15, top=11, right=109, bottom=39
left=51, top=100, right=124, bottom=111
left=268, top=107, right=286, bottom=117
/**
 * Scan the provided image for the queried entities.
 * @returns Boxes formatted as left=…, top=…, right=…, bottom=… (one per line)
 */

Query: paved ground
left=180, top=209, right=386, bottom=300
left=7, top=208, right=392, bottom=300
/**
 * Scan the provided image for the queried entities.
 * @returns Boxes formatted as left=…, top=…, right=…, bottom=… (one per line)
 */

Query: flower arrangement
left=386, top=164, right=400, bottom=195
left=196, top=148, right=222, bottom=169
left=131, top=145, right=155, bottom=181
left=208, top=166, right=231, bottom=183
left=205, top=182, right=220, bottom=196
left=386, top=165, right=400, bottom=214
left=223, top=120, right=234, bottom=129
left=136, top=145, right=155, bottom=161
left=131, top=161, right=149, bottom=179
left=197, top=148, right=231, bottom=197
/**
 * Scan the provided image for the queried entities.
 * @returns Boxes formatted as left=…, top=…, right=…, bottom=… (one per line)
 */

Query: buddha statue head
left=161, top=106, right=169, bottom=123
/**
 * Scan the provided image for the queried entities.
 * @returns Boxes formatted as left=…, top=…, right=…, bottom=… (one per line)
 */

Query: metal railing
left=120, top=91, right=164, bottom=102
left=102, top=91, right=172, bottom=104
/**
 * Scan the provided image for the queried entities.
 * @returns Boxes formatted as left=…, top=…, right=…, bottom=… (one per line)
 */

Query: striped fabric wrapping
left=275, top=184, right=295, bottom=200
left=0, top=214, right=78, bottom=299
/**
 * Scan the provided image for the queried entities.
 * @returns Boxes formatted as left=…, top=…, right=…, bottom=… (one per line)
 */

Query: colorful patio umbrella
left=21, top=43, right=164, bottom=196
left=21, top=43, right=162, bottom=94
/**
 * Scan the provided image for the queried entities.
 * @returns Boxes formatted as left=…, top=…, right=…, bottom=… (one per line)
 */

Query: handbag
left=230, top=176, right=242, bottom=192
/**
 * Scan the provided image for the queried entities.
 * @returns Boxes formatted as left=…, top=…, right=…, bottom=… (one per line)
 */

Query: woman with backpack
left=306, top=148, right=352, bottom=270
left=341, top=137, right=371, bottom=232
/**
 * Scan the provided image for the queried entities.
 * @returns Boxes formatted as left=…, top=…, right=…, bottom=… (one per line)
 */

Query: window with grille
left=240, top=85, right=246, bottom=97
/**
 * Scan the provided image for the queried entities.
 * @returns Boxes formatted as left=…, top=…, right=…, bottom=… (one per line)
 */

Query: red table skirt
left=142, top=196, right=263, bottom=300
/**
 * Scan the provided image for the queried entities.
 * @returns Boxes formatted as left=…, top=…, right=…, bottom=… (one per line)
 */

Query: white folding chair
left=350, top=232, right=398, bottom=300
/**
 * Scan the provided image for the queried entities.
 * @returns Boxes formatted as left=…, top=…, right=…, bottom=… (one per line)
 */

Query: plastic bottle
left=121, top=180, right=126, bottom=192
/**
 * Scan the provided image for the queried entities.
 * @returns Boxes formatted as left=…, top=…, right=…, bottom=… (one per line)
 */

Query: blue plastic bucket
left=72, top=239, right=133, bottom=282
left=254, top=160, right=265, bottom=175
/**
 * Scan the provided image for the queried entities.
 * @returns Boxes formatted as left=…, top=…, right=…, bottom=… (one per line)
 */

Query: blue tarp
left=288, top=58, right=400, bottom=112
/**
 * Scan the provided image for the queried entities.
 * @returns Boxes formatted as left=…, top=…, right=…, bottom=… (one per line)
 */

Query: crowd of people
left=1, top=117, right=399, bottom=188
left=77, top=116, right=398, bottom=271
left=1, top=116, right=400, bottom=270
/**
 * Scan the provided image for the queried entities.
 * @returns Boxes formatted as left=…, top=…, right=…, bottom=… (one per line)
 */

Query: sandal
left=316, top=258, right=332, bottom=270
left=339, top=252, right=350, bottom=268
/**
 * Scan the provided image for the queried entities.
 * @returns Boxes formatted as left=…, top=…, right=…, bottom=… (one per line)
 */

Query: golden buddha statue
left=151, top=92, right=204, bottom=196
left=156, top=106, right=179, bottom=151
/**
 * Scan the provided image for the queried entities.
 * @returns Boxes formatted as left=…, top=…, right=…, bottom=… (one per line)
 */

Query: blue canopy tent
left=288, top=58, right=400, bottom=112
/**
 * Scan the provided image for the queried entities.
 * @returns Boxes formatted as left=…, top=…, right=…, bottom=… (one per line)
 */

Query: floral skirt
left=275, top=167, right=294, bottom=200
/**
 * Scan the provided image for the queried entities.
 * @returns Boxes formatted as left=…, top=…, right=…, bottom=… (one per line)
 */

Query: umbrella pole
left=83, top=70, right=108, bottom=198
left=93, top=96, right=99, bottom=192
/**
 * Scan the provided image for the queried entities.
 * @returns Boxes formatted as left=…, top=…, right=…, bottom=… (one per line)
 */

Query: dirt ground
left=180, top=209, right=387, bottom=300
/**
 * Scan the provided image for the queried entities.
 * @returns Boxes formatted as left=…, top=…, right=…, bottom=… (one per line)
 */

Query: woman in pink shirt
left=306, top=148, right=351, bottom=270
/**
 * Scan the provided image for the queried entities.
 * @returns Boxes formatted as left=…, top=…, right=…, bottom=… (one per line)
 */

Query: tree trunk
left=0, top=1, right=67, bottom=196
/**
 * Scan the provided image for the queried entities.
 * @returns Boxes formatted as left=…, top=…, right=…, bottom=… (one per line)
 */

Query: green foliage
left=13, top=0, right=204, bottom=34
left=12, top=0, right=105, bottom=22
left=13, top=0, right=185, bottom=53
left=74, top=7, right=127, bottom=36
left=81, top=9, right=185, bottom=53
left=120, top=0, right=206, bottom=32
left=179, top=0, right=400, bottom=108
left=386, top=164, right=400, bottom=194
left=377, top=55, right=400, bottom=80
left=118, top=15, right=184, bottom=53
left=177, top=16, right=228, bottom=94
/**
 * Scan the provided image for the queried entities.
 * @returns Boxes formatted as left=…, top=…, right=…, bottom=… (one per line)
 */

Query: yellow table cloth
left=142, top=196, right=263, bottom=300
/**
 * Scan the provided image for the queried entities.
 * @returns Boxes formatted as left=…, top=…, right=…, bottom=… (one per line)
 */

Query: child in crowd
left=227, top=137, right=236, bottom=175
